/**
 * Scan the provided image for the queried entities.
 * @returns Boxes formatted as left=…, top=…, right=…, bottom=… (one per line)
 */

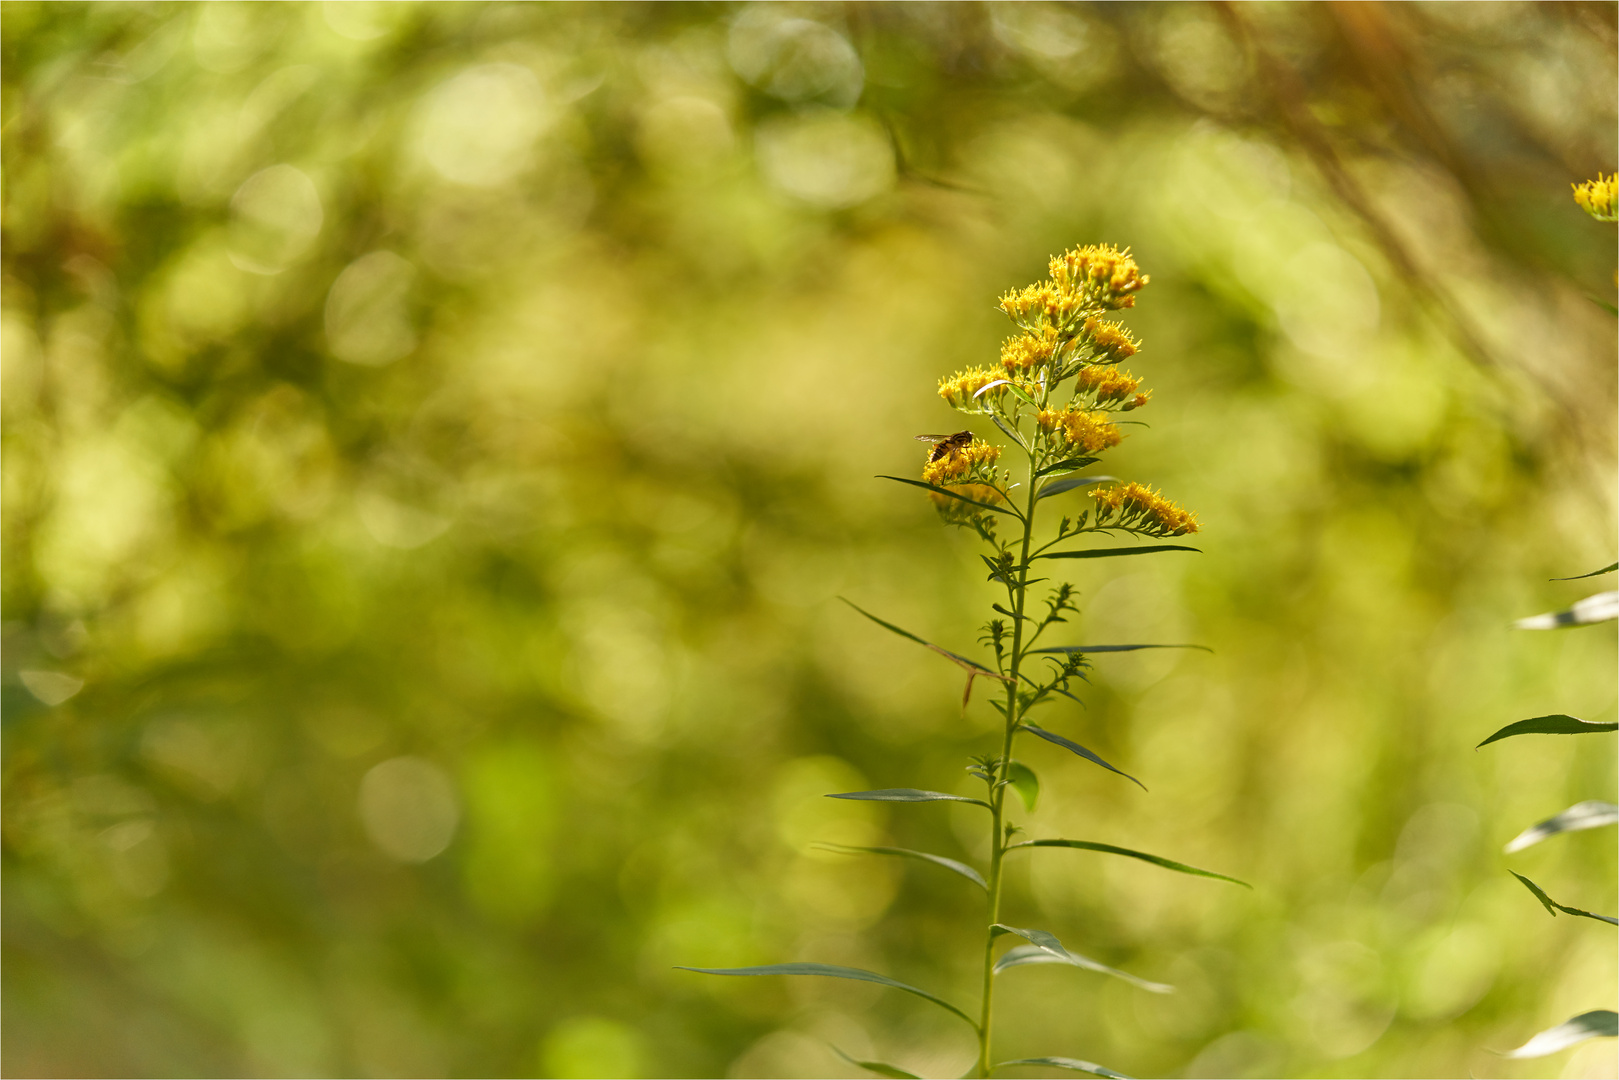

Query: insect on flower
left=916, top=430, right=974, bottom=463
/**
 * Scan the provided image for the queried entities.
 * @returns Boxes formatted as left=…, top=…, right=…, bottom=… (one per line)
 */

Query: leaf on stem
left=1010, top=839, right=1251, bottom=888
left=1514, top=590, right=1619, bottom=628
left=1476, top=715, right=1618, bottom=748
left=1510, top=871, right=1619, bottom=925
left=1500, top=1011, right=1619, bottom=1058
left=826, top=789, right=992, bottom=809
left=1504, top=801, right=1619, bottom=852
left=1018, top=723, right=1146, bottom=791
left=829, top=1045, right=922, bottom=1080
left=813, top=842, right=987, bottom=890
left=1004, top=760, right=1039, bottom=811
left=993, top=944, right=1173, bottom=994
left=675, top=964, right=978, bottom=1029
left=1035, top=475, right=1118, bottom=501
left=1029, top=643, right=1212, bottom=655
left=1034, top=545, right=1201, bottom=561
left=876, top=475, right=1016, bottom=516
left=989, top=411, right=1030, bottom=451
left=1551, top=562, right=1618, bottom=581
left=995, top=1057, right=1132, bottom=1078
left=1037, top=456, right=1101, bottom=478
left=840, top=599, right=1012, bottom=682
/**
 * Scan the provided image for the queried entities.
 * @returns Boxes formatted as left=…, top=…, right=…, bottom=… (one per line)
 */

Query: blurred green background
left=3, top=3, right=1615, bottom=1078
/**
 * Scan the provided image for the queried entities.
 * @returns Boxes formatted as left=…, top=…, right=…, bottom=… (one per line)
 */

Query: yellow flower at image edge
left=921, top=439, right=1001, bottom=486
left=1090, top=481, right=1200, bottom=535
left=1573, top=172, right=1617, bottom=222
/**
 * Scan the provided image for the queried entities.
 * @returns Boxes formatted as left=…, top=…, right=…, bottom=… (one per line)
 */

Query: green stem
left=975, top=437, right=1041, bottom=1078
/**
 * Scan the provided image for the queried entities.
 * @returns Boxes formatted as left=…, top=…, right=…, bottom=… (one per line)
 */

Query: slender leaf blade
left=1510, top=871, right=1619, bottom=925
left=1505, top=801, right=1619, bottom=852
left=1515, top=590, right=1619, bottom=628
left=989, top=411, right=1029, bottom=451
left=1477, top=715, right=1617, bottom=748
left=1036, top=475, right=1118, bottom=501
left=826, top=789, right=991, bottom=809
left=876, top=475, right=1015, bottom=516
left=675, top=964, right=977, bottom=1029
left=1005, top=760, right=1039, bottom=811
left=813, top=843, right=987, bottom=890
left=1019, top=723, right=1146, bottom=791
left=1551, top=562, right=1618, bottom=581
left=1035, top=545, right=1201, bottom=561
left=993, top=944, right=1173, bottom=994
left=839, top=598, right=1008, bottom=679
left=1011, top=839, right=1250, bottom=888
left=1502, top=1011, right=1619, bottom=1058
left=829, top=1045, right=922, bottom=1079
left=996, top=1057, right=1132, bottom=1079
left=1030, top=643, right=1212, bottom=655
left=1037, top=456, right=1100, bottom=478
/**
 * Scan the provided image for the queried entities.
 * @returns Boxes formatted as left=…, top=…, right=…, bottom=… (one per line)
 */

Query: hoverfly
left=916, top=430, right=974, bottom=463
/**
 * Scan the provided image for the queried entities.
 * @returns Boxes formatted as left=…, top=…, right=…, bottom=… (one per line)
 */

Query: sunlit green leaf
left=1510, top=872, right=1618, bottom=925
left=829, top=1045, right=921, bottom=1079
left=990, top=411, right=1030, bottom=451
left=1029, top=643, right=1212, bottom=655
left=1035, top=475, right=1118, bottom=501
left=876, top=475, right=1015, bottom=516
left=996, top=1056, right=1132, bottom=1078
left=813, top=842, right=987, bottom=890
left=1502, top=1011, right=1618, bottom=1058
left=993, top=944, right=1173, bottom=994
left=1010, top=839, right=1250, bottom=888
left=1514, top=590, right=1619, bottom=628
left=1477, top=715, right=1618, bottom=748
left=1552, top=562, right=1617, bottom=581
left=1504, top=801, right=1618, bottom=852
left=1034, top=545, right=1200, bottom=561
left=826, top=789, right=991, bottom=809
left=839, top=598, right=1009, bottom=680
left=1018, top=723, right=1146, bottom=791
left=1005, top=760, right=1039, bottom=811
left=674, top=964, right=977, bottom=1029
left=1037, top=456, right=1101, bottom=477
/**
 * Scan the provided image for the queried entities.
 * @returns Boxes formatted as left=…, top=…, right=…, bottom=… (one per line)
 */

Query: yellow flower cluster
left=997, top=282, right=1088, bottom=327
left=1089, top=482, right=1199, bottom=536
left=1050, top=244, right=1150, bottom=310
left=1081, top=316, right=1139, bottom=361
left=1037, top=407, right=1123, bottom=453
left=922, top=438, right=1002, bottom=485
left=1000, top=326, right=1060, bottom=372
left=938, top=366, right=1006, bottom=409
left=1573, top=172, right=1617, bottom=222
left=1073, top=366, right=1143, bottom=405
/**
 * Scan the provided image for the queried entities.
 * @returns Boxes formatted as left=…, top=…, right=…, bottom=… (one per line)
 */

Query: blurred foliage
left=1, top=3, right=1615, bottom=1078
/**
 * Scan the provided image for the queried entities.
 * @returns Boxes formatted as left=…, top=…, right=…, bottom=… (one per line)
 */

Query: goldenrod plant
left=683, top=246, right=1247, bottom=1079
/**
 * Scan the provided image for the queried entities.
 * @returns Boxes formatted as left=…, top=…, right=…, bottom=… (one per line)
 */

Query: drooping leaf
left=1036, top=475, right=1118, bottom=501
left=829, top=1044, right=922, bottom=1079
left=876, top=475, right=1015, bottom=516
left=996, top=1057, right=1132, bottom=1078
left=1502, top=1011, right=1619, bottom=1058
left=1034, top=545, right=1201, bottom=561
left=993, top=944, right=1173, bottom=994
left=1477, top=714, right=1618, bottom=748
left=1030, top=643, right=1212, bottom=655
left=991, top=923, right=1068, bottom=958
left=1037, top=456, right=1101, bottom=478
left=826, top=789, right=992, bottom=810
left=1010, top=839, right=1250, bottom=888
left=1551, top=562, right=1617, bottom=581
left=675, top=964, right=978, bottom=1029
left=1504, top=801, right=1619, bottom=852
left=840, top=598, right=1011, bottom=681
left=1514, top=590, right=1619, bottom=628
left=1018, top=723, right=1146, bottom=791
left=813, top=842, right=987, bottom=890
left=1510, top=872, right=1619, bottom=925
left=1005, top=760, right=1039, bottom=811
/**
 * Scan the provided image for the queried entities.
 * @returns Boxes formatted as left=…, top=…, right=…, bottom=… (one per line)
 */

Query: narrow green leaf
left=813, top=843, right=987, bottom=890
left=675, top=964, right=978, bottom=1029
left=1018, top=723, right=1146, bottom=791
left=992, top=924, right=1069, bottom=959
left=1005, top=760, right=1039, bottom=811
left=1010, top=839, right=1251, bottom=888
left=1505, top=801, right=1618, bottom=852
left=826, top=789, right=992, bottom=810
left=993, top=943, right=1173, bottom=994
left=1477, top=715, right=1617, bottom=748
left=996, top=1057, right=1132, bottom=1079
left=1552, top=562, right=1617, bottom=581
left=876, top=475, right=1015, bottom=516
left=1034, top=545, right=1201, bottom=561
left=840, top=599, right=1010, bottom=680
left=829, top=1045, right=922, bottom=1079
left=989, top=411, right=1030, bottom=451
left=1029, top=643, right=1212, bottom=655
left=1502, top=1011, right=1619, bottom=1058
left=1510, top=871, right=1619, bottom=925
left=1036, top=475, right=1118, bottom=501
left=1037, top=456, right=1101, bottom=478
left=1515, top=590, right=1619, bottom=628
